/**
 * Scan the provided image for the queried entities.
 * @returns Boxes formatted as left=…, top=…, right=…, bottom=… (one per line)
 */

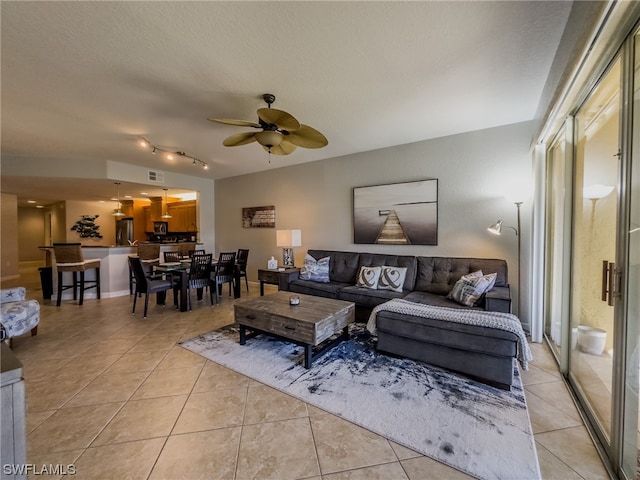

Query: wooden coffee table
left=234, top=291, right=355, bottom=368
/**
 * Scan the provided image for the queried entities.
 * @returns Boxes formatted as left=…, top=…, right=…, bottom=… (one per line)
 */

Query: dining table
left=153, top=258, right=242, bottom=312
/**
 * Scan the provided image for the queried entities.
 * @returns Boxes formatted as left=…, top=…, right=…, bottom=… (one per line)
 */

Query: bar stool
left=130, top=243, right=161, bottom=294
left=53, top=243, right=101, bottom=306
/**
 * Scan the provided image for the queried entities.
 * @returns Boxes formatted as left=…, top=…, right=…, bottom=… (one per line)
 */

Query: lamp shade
left=255, top=131, right=283, bottom=148
left=583, top=184, right=615, bottom=200
left=487, top=220, right=503, bottom=235
left=276, top=229, right=302, bottom=247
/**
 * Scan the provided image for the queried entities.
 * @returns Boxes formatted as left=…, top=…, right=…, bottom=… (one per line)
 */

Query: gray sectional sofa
left=283, top=249, right=522, bottom=389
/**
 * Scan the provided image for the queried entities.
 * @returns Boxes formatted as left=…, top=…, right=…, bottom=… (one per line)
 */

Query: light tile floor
left=3, top=265, right=611, bottom=479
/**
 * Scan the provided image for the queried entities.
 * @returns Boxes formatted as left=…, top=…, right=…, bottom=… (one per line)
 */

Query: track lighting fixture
left=138, top=137, right=208, bottom=170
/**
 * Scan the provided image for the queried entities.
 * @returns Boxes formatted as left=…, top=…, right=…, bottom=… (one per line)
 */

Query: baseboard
left=20, top=261, right=45, bottom=268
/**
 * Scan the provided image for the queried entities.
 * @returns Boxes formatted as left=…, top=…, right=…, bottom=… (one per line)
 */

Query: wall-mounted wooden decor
left=242, top=206, right=276, bottom=228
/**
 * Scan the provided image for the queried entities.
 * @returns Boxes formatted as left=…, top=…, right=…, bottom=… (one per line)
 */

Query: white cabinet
left=1, top=343, right=26, bottom=479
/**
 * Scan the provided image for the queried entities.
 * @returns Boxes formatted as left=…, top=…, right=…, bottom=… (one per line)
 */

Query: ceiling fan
left=208, top=93, right=328, bottom=155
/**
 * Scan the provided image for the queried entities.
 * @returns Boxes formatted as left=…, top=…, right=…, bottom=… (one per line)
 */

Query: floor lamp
left=488, top=201, right=522, bottom=317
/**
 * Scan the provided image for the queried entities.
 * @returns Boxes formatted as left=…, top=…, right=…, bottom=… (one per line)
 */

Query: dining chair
left=211, top=252, right=236, bottom=304
left=185, top=253, right=213, bottom=309
left=163, top=251, right=181, bottom=263
left=236, top=249, right=250, bottom=292
left=189, top=249, right=206, bottom=258
left=53, top=243, right=101, bottom=306
left=128, top=256, right=176, bottom=318
left=130, top=243, right=161, bottom=295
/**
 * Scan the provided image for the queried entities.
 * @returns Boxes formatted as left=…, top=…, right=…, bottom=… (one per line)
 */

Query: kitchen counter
left=38, top=243, right=203, bottom=301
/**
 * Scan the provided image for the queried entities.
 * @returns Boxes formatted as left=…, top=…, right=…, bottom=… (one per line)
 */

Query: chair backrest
left=164, top=251, right=181, bottom=263
left=236, top=249, right=249, bottom=268
left=189, top=249, right=206, bottom=258
left=137, top=243, right=160, bottom=261
left=53, top=243, right=84, bottom=264
left=216, top=252, right=236, bottom=277
left=128, top=256, right=149, bottom=291
left=189, top=253, right=212, bottom=288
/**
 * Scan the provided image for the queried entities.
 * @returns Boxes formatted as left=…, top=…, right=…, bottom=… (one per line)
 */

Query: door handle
left=602, top=260, right=615, bottom=306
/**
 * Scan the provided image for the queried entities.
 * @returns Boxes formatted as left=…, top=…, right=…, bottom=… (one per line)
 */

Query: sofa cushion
left=377, top=266, right=407, bottom=292
left=287, top=279, right=351, bottom=299
left=414, top=257, right=507, bottom=294
left=375, top=310, right=518, bottom=357
left=307, top=250, right=360, bottom=284
left=299, top=254, right=330, bottom=282
left=356, top=266, right=382, bottom=289
left=357, top=253, right=417, bottom=291
left=338, top=285, right=407, bottom=308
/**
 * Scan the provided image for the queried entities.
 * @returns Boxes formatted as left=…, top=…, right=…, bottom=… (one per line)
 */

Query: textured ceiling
left=1, top=1, right=572, bottom=206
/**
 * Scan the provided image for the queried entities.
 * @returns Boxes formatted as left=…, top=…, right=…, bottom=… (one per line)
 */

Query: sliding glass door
left=569, top=57, right=621, bottom=444
left=544, top=120, right=572, bottom=370
left=542, top=22, right=640, bottom=478
left=620, top=29, right=640, bottom=480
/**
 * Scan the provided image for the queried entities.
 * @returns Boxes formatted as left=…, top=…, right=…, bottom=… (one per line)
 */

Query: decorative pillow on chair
left=447, top=270, right=497, bottom=307
left=377, top=266, right=407, bottom=292
left=299, top=254, right=330, bottom=283
left=356, top=266, right=382, bottom=289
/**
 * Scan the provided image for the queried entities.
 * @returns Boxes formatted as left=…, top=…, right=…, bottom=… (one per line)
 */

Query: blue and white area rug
left=180, top=324, right=540, bottom=480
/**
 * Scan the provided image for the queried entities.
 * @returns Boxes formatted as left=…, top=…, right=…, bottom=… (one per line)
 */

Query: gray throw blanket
left=367, top=299, right=532, bottom=370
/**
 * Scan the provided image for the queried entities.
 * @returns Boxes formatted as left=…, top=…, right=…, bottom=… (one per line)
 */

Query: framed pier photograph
left=353, top=179, right=438, bottom=245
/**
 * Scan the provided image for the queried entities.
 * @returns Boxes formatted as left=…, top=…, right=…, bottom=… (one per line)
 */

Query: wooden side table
left=257, top=268, right=300, bottom=296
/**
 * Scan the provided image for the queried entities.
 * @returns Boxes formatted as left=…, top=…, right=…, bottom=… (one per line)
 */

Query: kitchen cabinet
left=142, top=200, right=196, bottom=233
left=167, top=201, right=197, bottom=232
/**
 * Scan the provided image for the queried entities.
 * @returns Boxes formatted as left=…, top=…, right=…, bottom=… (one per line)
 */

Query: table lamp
left=276, top=229, right=302, bottom=267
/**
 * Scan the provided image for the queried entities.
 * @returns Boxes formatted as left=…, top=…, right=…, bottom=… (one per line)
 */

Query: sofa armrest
left=279, top=269, right=301, bottom=291
left=484, top=286, right=511, bottom=313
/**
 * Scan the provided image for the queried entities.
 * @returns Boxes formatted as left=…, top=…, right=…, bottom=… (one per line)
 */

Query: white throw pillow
left=377, top=266, right=408, bottom=292
left=299, top=254, right=330, bottom=283
left=356, top=266, right=382, bottom=289
left=447, top=270, right=497, bottom=307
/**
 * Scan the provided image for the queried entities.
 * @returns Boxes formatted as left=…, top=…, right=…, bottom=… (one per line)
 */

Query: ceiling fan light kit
left=255, top=130, right=283, bottom=148
left=138, top=138, right=208, bottom=170
left=208, top=93, right=328, bottom=157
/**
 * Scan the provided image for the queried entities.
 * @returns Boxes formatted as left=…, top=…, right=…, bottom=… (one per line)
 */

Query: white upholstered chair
left=0, top=287, right=40, bottom=348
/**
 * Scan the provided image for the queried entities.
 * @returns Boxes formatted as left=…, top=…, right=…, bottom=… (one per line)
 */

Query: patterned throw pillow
left=447, top=270, right=497, bottom=307
left=377, top=266, right=408, bottom=292
left=356, top=266, right=382, bottom=289
left=299, top=254, right=330, bottom=283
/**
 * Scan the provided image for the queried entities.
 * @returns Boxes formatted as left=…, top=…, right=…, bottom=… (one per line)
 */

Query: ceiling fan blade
left=257, top=108, right=301, bottom=131
left=223, top=132, right=257, bottom=147
left=286, top=124, right=328, bottom=149
left=208, top=117, right=261, bottom=128
left=264, top=139, right=297, bottom=155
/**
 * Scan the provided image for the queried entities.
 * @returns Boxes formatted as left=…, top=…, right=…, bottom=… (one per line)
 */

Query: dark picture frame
left=353, top=179, right=438, bottom=245
left=242, top=205, right=276, bottom=228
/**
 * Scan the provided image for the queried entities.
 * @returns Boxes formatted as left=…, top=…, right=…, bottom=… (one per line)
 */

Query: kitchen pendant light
left=161, top=188, right=172, bottom=219
left=112, top=182, right=126, bottom=217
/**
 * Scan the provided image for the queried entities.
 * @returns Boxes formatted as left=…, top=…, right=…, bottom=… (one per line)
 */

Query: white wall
left=215, top=121, right=534, bottom=329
